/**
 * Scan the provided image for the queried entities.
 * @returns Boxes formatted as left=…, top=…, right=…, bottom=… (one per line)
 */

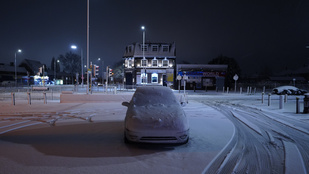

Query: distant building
left=123, top=42, right=176, bottom=88
left=0, top=62, right=27, bottom=85
left=176, top=64, right=228, bottom=90
left=19, top=59, right=43, bottom=76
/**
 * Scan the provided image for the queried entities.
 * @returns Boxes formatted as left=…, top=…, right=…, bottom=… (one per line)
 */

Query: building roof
left=269, top=76, right=306, bottom=81
left=177, top=64, right=228, bottom=71
left=123, top=42, right=176, bottom=58
left=20, top=59, right=43, bottom=75
left=0, top=64, right=27, bottom=74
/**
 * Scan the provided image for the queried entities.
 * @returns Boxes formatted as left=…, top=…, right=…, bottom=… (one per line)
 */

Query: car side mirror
left=122, top=101, right=130, bottom=107
left=180, top=102, right=187, bottom=107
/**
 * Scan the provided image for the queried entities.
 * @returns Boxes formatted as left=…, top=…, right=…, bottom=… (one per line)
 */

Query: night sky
left=1, top=0, right=309, bottom=75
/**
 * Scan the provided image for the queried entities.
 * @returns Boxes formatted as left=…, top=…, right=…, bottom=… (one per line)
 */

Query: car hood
left=125, top=104, right=189, bottom=132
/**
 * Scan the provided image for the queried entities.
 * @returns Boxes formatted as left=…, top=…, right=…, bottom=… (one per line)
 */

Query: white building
left=123, top=42, right=176, bottom=88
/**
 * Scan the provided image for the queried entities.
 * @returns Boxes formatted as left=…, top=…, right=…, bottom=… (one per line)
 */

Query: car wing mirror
left=122, top=101, right=130, bottom=107
left=180, top=101, right=187, bottom=107
left=179, top=94, right=187, bottom=107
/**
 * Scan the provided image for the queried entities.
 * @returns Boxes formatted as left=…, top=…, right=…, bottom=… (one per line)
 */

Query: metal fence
left=0, top=84, right=134, bottom=102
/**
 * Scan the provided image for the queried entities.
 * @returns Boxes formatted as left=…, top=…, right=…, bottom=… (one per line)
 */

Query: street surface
left=0, top=93, right=308, bottom=174
left=192, top=95, right=309, bottom=174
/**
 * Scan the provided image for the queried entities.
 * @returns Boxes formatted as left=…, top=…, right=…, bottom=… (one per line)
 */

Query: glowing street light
left=15, top=49, right=22, bottom=87
left=71, top=45, right=84, bottom=87
left=141, top=25, right=146, bottom=84
left=98, top=58, right=104, bottom=84
left=141, top=26, right=145, bottom=60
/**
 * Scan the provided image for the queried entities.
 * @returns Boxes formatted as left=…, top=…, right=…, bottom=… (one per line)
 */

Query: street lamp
left=86, top=0, right=90, bottom=94
left=15, top=49, right=22, bottom=87
left=141, top=25, right=146, bottom=84
left=71, top=45, right=84, bottom=87
left=54, top=59, right=60, bottom=84
left=98, top=58, right=104, bottom=85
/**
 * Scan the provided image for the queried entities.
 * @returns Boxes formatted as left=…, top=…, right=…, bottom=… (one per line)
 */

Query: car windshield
left=131, top=87, right=177, bottom=106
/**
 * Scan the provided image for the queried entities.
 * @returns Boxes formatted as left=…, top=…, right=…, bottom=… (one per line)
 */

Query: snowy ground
left=0, top=91, right=233, bottom=174
left=0, top=91, right=308, bottom=174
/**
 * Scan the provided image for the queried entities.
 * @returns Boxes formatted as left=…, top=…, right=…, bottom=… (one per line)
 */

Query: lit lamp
left=141, top=25, right=146, bottom=84
left=15, top=49, right=22, bottom=87
left=98, top=58, right=104, bottom=84
left=71, top=45, right=84, bottom=87
left=54, top=59, right=60, bottom=84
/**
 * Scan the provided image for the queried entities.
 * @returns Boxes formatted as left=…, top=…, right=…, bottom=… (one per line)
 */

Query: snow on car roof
left=274, top=86, right=298, bottom=90
left=131, top=86, right=178, bottom=106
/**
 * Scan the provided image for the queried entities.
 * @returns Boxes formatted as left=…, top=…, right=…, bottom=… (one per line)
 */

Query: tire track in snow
left=200, top=100, right=308, bottom=174
left=0, top=111, right=97, bottom=134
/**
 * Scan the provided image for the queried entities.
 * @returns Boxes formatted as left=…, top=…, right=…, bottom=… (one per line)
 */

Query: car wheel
left=124, top=133, right=131, bottom=144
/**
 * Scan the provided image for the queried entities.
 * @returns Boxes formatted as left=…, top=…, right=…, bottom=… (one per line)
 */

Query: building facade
left=176, top=64, right=228, bottom=90
left=123, top=42, right=176, bottom=88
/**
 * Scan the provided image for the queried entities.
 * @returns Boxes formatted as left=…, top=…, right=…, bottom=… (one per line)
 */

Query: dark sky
left=1, top=0, right=309, bottom=75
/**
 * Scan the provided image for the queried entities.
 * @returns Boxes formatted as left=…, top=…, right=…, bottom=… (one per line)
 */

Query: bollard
left=268, top=93, right=271, bottom=106
left=303, top=93, right=309, bottom=113
left=240, top=87, right=242, bottom=94
left=43, top=92, right=47, bottom=104
left=11, top=92, right=15, bottom=105
left=223, top=87, right=225, bottom=93
left=247, top=87, right=249, bottom=94
left=279, top=95, right=284, bottom=109
left=296, top=97, right=300, bottom=114
left=249, top=87, right=252, bottom=95
left=227, top=87, right=229, bottom=94
left=27, top=92, right=31, bottom=105
left=262, top=92, right=264, bottom=104
left=114, top=87, right=117, bottom=94
left=284, top=94, right=287, bottom=103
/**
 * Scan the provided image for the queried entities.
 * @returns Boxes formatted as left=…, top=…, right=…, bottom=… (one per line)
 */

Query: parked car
left=272, top=86, right=307, bottom=95
left=122, top=86, right=189, bottom=144
left=1, top=81, right=14, bottom=86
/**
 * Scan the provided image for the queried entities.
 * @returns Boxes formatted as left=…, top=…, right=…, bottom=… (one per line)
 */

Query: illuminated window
left=128, top=59, right=133, bottom=68
left=141, top=73, right=147, bottom=84
left=152, top=73, right=158, bottom=83
left=152, top=59, right=158, bottom=67
left=163, top=59, right=169, bottom=67
left=142, top=59, right=147, bottom=67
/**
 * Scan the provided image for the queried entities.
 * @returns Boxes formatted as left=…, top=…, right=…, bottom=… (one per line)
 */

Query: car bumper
left=125, top=129, right=189, bottom=144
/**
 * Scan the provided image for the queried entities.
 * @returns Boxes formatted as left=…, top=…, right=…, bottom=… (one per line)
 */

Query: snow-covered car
left=122, top=86, right=189, bottom=144
left=272, top=86, right=307, bottom=95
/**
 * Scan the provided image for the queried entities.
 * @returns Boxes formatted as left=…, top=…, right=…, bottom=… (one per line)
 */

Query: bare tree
left=58, top=52, right=81, bottom=84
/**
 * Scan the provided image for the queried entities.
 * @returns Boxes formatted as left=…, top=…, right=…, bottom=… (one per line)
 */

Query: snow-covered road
left=1, top=93, right=308, bottom=174
left=0, top=97, right=233, bottom=174
left=192, top=95, right=309, bottom=174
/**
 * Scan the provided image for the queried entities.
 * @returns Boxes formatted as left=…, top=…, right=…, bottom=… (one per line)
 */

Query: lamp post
left=141, top=25, right=146, bottom=84
left=15, top=49, right=22, bottom=87
left=71, top=45, right=84, bottom=87
left=86, top=0, right=90, bottom=94
left=54, top=59, right=60, bottom=84
left=98, top=58, right=104, bottom=85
